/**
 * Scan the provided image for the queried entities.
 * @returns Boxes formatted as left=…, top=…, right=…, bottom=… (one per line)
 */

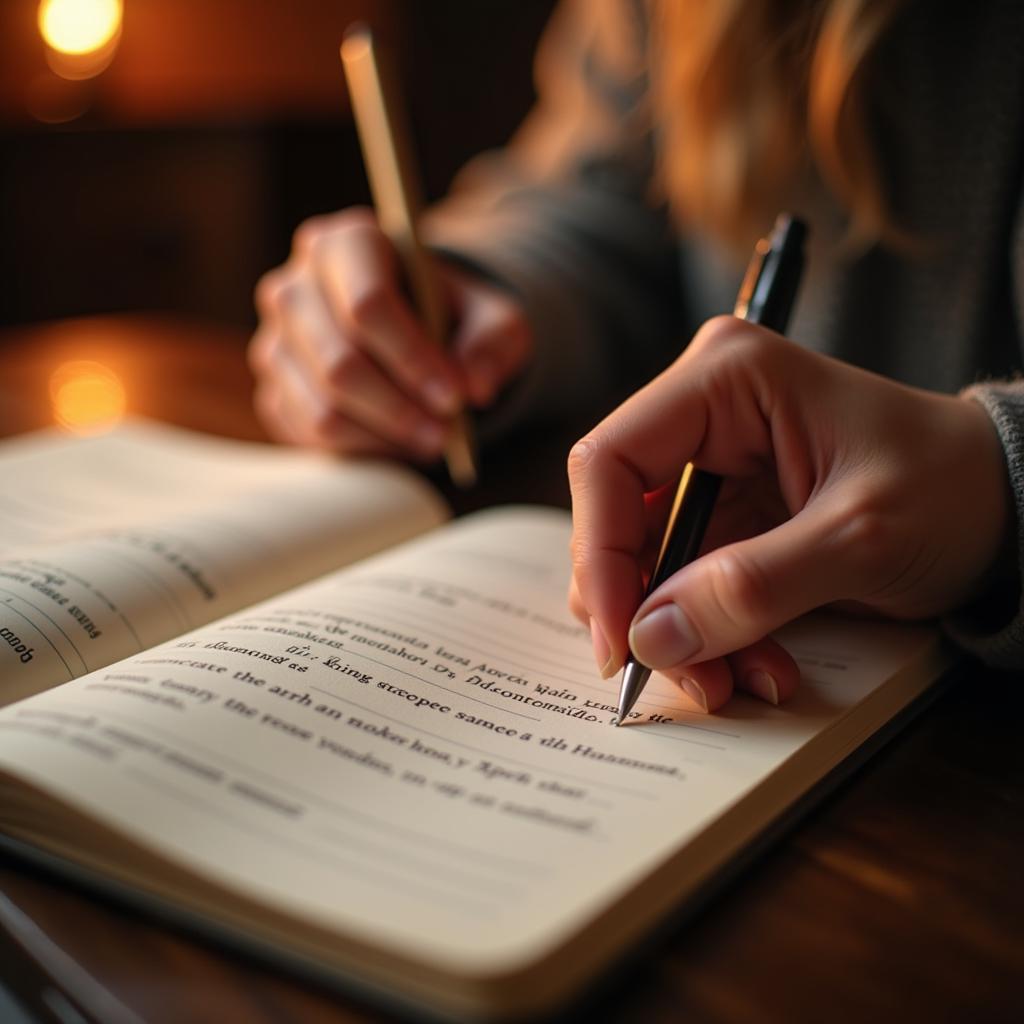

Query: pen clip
left=733, top=237, right=771, bottom=321
left=734, top=215, right=807, bottom=329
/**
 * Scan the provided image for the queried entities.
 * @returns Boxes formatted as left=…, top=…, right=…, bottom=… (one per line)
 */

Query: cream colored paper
left=0, top=507, right=944, bottom=1001
left=0, top=422, right=447, bottom=701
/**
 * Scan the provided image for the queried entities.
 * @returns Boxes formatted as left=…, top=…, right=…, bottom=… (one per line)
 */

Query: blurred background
left=0, top=0, right=555, bottom=330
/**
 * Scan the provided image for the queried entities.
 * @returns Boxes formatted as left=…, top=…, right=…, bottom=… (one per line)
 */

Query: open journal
left=0, top=421, right=952, bottom=1020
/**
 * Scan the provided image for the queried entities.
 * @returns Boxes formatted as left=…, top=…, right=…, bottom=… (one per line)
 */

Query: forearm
left=422, top=0, right=683, bottom=431
left=428, top=181, right=682, bottom=428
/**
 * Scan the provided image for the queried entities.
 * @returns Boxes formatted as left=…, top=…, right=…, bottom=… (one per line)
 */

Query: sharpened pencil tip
left=445, top=419, right=478, bottom=489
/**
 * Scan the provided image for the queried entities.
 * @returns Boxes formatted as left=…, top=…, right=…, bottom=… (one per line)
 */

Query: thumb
left=449, top=278, right=532, bottom=407
left=628, top=498, right=867, bottom=666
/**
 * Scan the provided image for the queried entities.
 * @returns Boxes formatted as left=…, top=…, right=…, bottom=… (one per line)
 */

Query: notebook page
left=0, top=507, right=940, bottom=979
left=0, top=422, right=446, bottom=701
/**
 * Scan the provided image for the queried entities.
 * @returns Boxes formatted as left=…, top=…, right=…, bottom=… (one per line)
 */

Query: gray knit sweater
left=425, top=0, right=1024, bottom=668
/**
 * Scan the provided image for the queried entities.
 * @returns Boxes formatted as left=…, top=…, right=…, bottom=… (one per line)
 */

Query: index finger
left=567, top=434, right=648, bottom=676
left=303, top=212, right=463, bottom=417
left=567, top=318, right=778, bottom=671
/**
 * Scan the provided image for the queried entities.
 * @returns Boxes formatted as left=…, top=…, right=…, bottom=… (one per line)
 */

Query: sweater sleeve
left=421, top=0, right=684, bottom=433
left=943, top=178, right=1024, bottom=668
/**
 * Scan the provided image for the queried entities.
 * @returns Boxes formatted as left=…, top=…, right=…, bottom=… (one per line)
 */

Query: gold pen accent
left=341, top=26, right=477, bottom=488
left=613, top=215, right=807, bottom=725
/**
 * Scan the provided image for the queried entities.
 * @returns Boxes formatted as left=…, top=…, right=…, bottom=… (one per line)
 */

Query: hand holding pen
left=612, top=215, right=807, bottom=722
left=568, top=214, right=1010, bottom=718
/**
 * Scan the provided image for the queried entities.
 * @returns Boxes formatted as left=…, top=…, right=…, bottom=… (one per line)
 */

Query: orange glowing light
left=38, top=0, right=122, bottom=56
left=49, top=361, right=127, bottom=435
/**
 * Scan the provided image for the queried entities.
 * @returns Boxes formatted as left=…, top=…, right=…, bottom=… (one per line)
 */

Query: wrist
left=954, top=392, right=1016, bottom=602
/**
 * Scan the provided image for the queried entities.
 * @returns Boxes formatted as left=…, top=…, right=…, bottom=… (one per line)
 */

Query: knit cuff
left=942, top=382, right=1024, bottom=668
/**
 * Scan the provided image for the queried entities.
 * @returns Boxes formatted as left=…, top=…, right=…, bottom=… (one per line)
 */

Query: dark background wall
left=0, top=0, right=556, bottom=330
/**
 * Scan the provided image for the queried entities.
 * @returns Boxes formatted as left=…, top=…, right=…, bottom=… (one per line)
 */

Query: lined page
left=0, top=422, right=447, bottom=702
left=0, top=508, right=940, bottom=977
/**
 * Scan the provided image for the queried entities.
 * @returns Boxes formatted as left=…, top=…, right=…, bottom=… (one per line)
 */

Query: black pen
left=613, top=213, right=808, bottom=726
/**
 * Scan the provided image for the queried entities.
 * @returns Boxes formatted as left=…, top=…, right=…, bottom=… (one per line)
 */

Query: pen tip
left=615, top=660, right=651, bottom=727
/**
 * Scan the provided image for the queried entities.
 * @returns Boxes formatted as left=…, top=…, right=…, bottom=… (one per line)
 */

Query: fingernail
left=678, top=676, right=708, bottom=712
left=629, top=604, right=701, bottom=668
left=413, top=420, right=446, bottom=455
left=746, top=670, right=779, bottom=705
left=590, top=617, right=616, bottom=678
left=422, top=378, right=459, bottom=416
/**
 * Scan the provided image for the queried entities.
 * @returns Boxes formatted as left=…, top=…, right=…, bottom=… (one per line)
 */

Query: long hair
left=650, top=0, right=904, bottom=253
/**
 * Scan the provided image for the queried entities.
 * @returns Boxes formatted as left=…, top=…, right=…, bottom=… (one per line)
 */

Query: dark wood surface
left=0, top=316, right=1022, bottom=1023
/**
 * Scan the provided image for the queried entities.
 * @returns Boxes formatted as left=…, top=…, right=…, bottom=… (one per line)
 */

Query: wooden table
left=1, top=316, right=1022, bottom=1023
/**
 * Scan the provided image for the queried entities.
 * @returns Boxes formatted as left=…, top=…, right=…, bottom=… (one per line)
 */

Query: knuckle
left=327, top=346, right=362, bottom=390
left=255, top=388, right=302, bottom=449
left=706, top=548, right=774, bottom=630
left=569, top=560, right=599, bottom=610
left=307, top=405, right=341, bottom=445
left=567, top=528, right=588, bottom=566
left=293, top=215, right=331, bottom=257
left=693, top=314, right=746, bottom=351
left=333, top=205, right=377, bottom=232
left=252, top=384, right=281, bottom=430
left=830, top=489, right=899, bottom=579
left=566, top=540, right=619, bottom=611
left=566, top=435, right=602, bottom=488
left=690, top=315, right=783, bottom=372
left=254, top=268, right=290, bottom=315
left=348, top=282, right=391, bottom=332
left=567, top=531, right=595, bottom=585
left=294, top=208, right=376, bottom=259
left=246, top=330, right=276, bottom=374
left=567, top=592, right=588, bottom=626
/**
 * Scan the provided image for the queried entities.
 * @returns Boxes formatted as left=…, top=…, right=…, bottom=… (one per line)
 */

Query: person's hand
left=568, top=316, right=1011, bottom=713
left=249, top=208, right=533, bottom=459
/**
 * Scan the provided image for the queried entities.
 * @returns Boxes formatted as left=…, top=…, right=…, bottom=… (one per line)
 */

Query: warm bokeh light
left=25, top=72, right=94, bottom=123
left=49, top=360, right=127, bottom=435
left=38, top=0, right=122, bottom=56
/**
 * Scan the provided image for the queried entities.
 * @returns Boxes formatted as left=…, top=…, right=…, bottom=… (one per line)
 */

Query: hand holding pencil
left=249, top=29, right=533, bottom=480
left=341, top=24, right=476, bottom=485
